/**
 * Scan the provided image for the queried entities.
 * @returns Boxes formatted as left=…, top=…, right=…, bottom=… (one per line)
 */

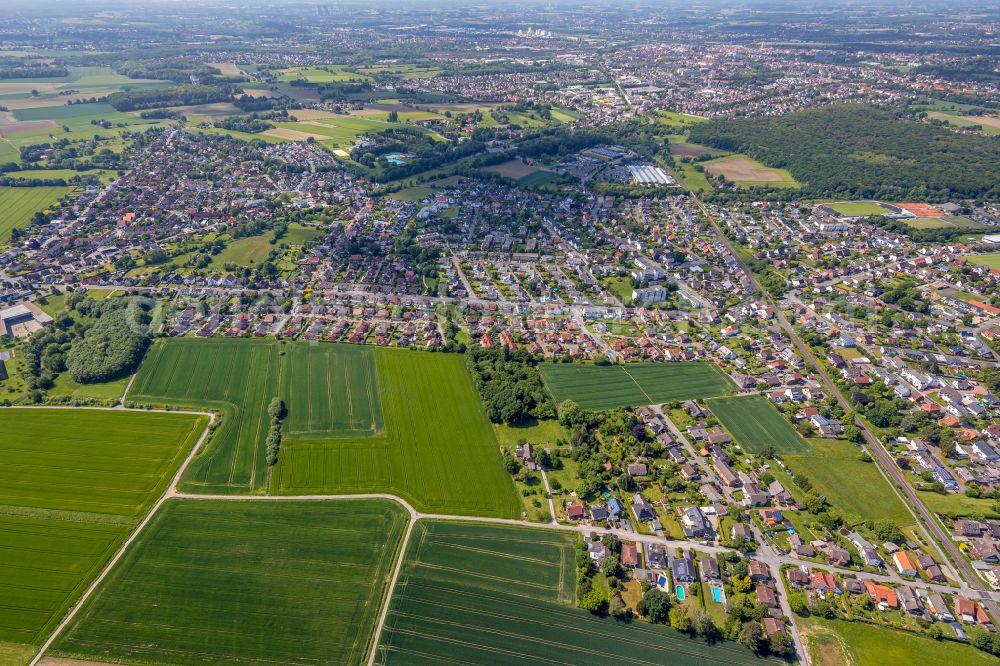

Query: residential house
left=864, top=582, right=898, bottom=609
left=748, top=560, right=771, bottom=582
left=670, top=553, right=697, bottom=583
left=632, top=493, right=656, bottom=522
left=893, top=551, right=918, bottom=577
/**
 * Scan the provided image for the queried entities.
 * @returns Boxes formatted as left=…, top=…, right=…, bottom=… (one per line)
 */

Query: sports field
left=376, top=521, right=778, bottom=666
left=0, top=409, right=206, bottom=649
left=539, top=362, right=734, bottom=411
left=826, top=201, right=891, bottom=217
left=273, top=348, right=521, bottom=518
left=708, top=395, right=812, bottom=455
left=50, top=499, right=408, bottom=666
left=0, top=186, right=72, bottom=241
left=969, top=253, right=1000, bottom=270
left=128, top=337, right=281, bottom=494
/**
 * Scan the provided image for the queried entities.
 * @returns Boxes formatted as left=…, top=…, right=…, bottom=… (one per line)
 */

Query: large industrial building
left=628, top=165, right=676, bottom=186
left=0, top=301, right=53, bottom=339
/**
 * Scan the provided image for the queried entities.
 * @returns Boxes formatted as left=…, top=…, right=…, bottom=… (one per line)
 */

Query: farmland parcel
left=781, top=438, right=911, bottom=525
left=800, top=616, right=998, bottom=666
left=51, top=499, right=408, bottom=666
left=130, top=339, right=519, bottom=516
left=708, top=394, right=813, bottom=455
left=273, top=348, right=521, bottom=518
left=376, top=521, right=780, bottom=666
left=128, top=337, right=281, bottom=494
left=708, top=395, right=812, bottom=455
left=0, top=409, right=206, bottom=653
left=0, top=186, right=72, bottom=242
left=540, top=361, right=734, bottom=411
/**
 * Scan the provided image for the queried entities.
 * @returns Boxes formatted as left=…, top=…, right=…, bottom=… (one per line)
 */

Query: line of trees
left=0, top=66, right=68, bottom=79
left=265, top=397, right=286, bottom=465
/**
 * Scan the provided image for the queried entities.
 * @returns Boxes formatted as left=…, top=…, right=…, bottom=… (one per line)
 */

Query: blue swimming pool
left=676, top=585, right=686, bottom=600
left=712, top=586, right=723, bottom=603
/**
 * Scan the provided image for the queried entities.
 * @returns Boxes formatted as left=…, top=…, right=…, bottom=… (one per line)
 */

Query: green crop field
left=780, top=439, right=910, bottom=524
left=273, top=348, right=521, bottom=518
left=130, top=339, right=519, bottom=516
left=539, top=362, right=734, bottom=411
left=281, top=343, right=383, bottom=438
left=552, top=107, right=584, bottom=122
left=517, top=170, right=562, bottom=188
left=708, top=395, right=812, bottom=455
left=656, top=110, right=707, bottom=129
left=1, top=409, right=206, bottom=516
left=275, top=116, right=430, bottom=148
left=128, top=337, right=281, bottom=494
left=51, top=499, right=408, bottom=666
left=275, top=64, right=373, bottom=83
left=826, top=201, right=891, bottom=216
left=0, top=186, right=72, bottom=241
left=0, top=67, right=166, bottom=99
left=0, top=409, right=206, bottom=649
left=12, top=102, right=118, bottom=121
left=376, top=521, right=778, bottom=666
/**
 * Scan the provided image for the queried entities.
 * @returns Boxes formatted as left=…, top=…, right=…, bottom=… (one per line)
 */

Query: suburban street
left=691, top=195, right=1000, bottom=619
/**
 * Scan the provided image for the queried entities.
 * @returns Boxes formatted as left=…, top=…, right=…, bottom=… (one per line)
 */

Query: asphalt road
left=690, top=195, right=1000, bottom=618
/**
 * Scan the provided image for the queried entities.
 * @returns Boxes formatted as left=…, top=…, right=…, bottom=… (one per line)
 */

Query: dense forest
left=107, top=85, right=232, bottom=112
left=20, top=295, right=151, bottom=401
left=215, top=116, right=273, bottom=133
left=688, top=105, right=1000, bottom=201
left=466, top=348, right=554, bottom=425
left=115, top=58, right=241, bottom=85
left=67, top=307, right=151, bottom=383
left=914, top=57, right=1000, bottom=85
left=0, top=66, right=68, bottom=79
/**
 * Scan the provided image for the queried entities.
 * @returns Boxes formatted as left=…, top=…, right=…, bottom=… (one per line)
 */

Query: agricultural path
left=22, top=406, right=217, bottom=666
left=25, top=390, right=1000, bottom=666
